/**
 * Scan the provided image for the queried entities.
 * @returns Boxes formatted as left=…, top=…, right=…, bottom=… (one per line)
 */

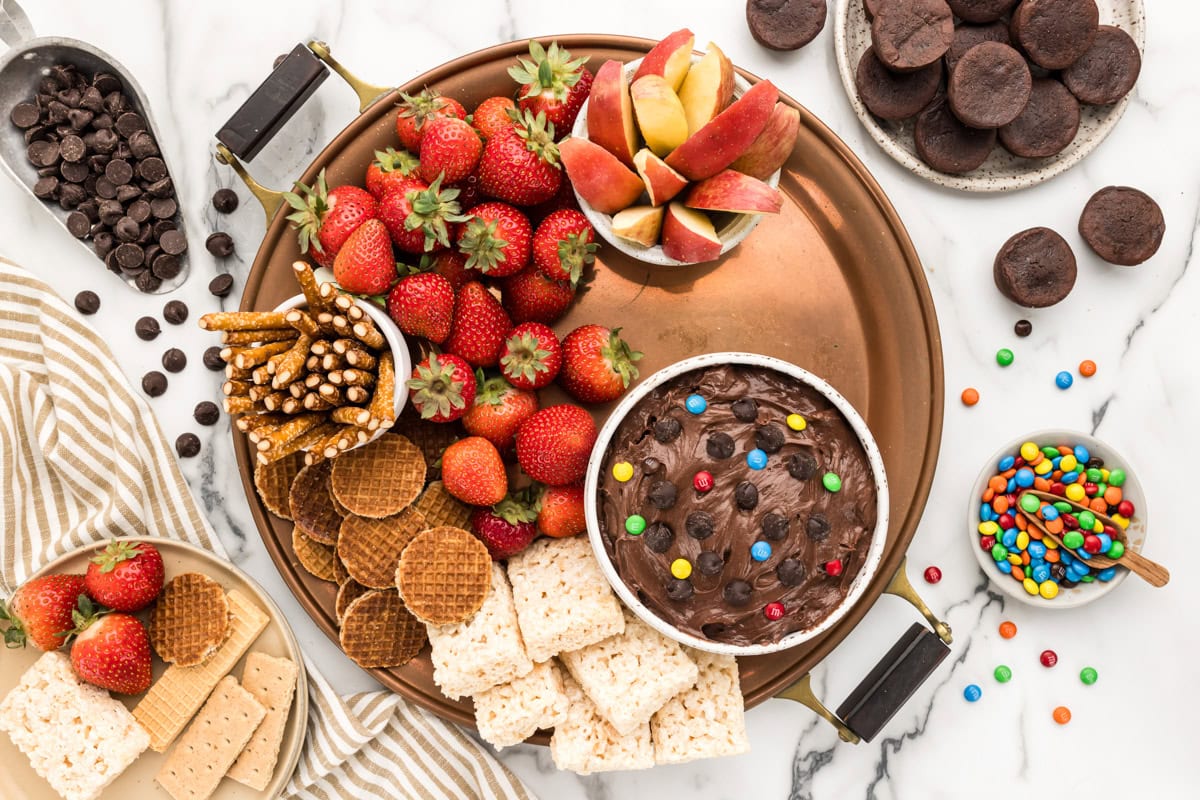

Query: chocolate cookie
left=871, top=0, right=954, bottom=72
left=1078, top=186, right=1164, bottom=266
left=1011, top=0, right=1099, bottom=70
left=747, top=0, right=828, bottom=51
left=945, top=22, right=1011, bottom=73
left=856, top=47, right=943, bottom=121
left=948, top=42, right=1031, bottom=129
left=998, top=78, right=1080, bottom=158
left=947, top=0, right=1017, bottom=23
left=993, top=227, right=1077, bottom=307
left=1062, top=25, right=1141, bottom=106
left=862, top=0, right=885, bottom=19
left=915, top=97, right=997, bottom=174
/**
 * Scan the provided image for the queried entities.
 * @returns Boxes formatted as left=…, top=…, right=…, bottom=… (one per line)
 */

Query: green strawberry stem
left=89, top=539, right=142, bottom=573
left=507, top=41, right=587, bottom=101
left=514, top=110, right=560, bottom=166
left=556, top=232, right=598, bottom=286
left=406, top=353, right=469, bottom=419
left=606, top=328, right=643, bottom=388
left=403, top=175, right=469, bottom=251
left=493, top=486, right=542, bottom=524
left=458, top=217, right=511, bottom=273
left=282, top=168, right=331, bottom=255
left=474, top=374, right=516, bottom=406
left=500, top=331, right=554, bottom=385
left=374, top=147, right=420, bottom=174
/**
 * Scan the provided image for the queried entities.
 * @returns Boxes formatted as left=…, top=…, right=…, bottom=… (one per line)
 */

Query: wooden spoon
left=1017, top=490, right=1169, bottom=587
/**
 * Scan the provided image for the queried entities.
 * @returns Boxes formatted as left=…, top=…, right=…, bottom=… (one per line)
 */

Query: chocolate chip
left=94, top=176, right=117, bottom=199
left=98, top=198, right=123, bottom=225
left=60, top=160, right=88, bottom=183
left=194, top=401, right=220, bottom=425
left=205, top=231, right=235, bottom=258
left=141, top=370, right=167, bottom=396
left=701, top=622, right=727, bottom=639
left=33, top=176, right=59, bottom=199
left=208, top=273, right=234, bottom=297
left=686, top=511, right=715, bottom=540
left=135, top=316, right=160, bottom=340
left=756, top=423, right=787, bottom=454
left=66, top=211, right=90, bottom=238
left=59, top=134, right=85, bottom=162
left=114, top=243, right=144, bottom=271
left=135, top=270, right=162, bottom=292
left=73, top=290, right=100, bottom=314
left=145, top=176, right=173, bottom=197
left=93, top=73, right=121, bottom=94
left=763, top=512, right=790, bottom=541
left=127, top=130, right=158, bottom=159
left=735, top=481, right=759, bottom=510
left=149, top=197, right=176, bottom=219
left=212, top=187, right=239, bottom=213
left=27, top=140, right=59, bottom=167
left=806, top=513, right=831, bottom=541
left=10, top=102, right=39, bottom=128
left=723, top=580, right=752, bottom=606
left=652, top=417, right=682, bottom=443
left=777, top=558, right=806, bottom=587
left=163, top=300, right=188, bottom=324
left=114, top=111, right=146, bottom=138
left=114, top=216, right=140, bottom=242
left=57, top=183, right=86, bottom=209
left=104, top=158, right=133, bottom=185
left=644, top=522, right=674, bottom=553
left=152, top=219, right=176, bottom=239
left=161, top=348, right=187, bottom=372
left=696, top=551, right=725, bottom=576
left=127, top=198, right=151, bottom=223
left=159, top=229, right=187, bottom=255
left=787, top=452, right=818, bottom=480
left=152, top=254, right=182, bottom=280
left=731, top=397, right=758, bottom=422
left=706, top=432, right=735, bottom=459
left=92, top=127, right=118, bottom=154
left=647, top=480, right=677, bottom=510
left=1014, top=319, right=1033, bottom=337
left=115, top=183, right=141, bottom=204
left=203, top=346, right=225, bottom=370
left=175, top=432, right=200, bottom=458
left=666, top=578, right=694, bottom=601
left=137, top=156, right=167, bottom=182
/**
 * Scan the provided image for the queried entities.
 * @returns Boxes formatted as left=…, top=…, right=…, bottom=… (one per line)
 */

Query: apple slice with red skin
left=631, top=29, right=696, bottom=91
left=633, top=148, right=689, bottom=206
left=559, top=137, right=646, bottom=214
left=661, top=202, right=722, bottom=263
left=665, top=79, right=779, bottom=181
left=729, top=102, right=801, bottom=180
left=586, top=59, right=640, bottom=168
left=685, top=170, right=783, bottom=214
left=611, top=205, right=665, bottom=247
left=677, top=42, right=735, bottom=135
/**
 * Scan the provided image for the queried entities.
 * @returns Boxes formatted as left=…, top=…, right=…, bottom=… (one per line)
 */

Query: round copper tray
left=236, top=35, right=944, bottom=736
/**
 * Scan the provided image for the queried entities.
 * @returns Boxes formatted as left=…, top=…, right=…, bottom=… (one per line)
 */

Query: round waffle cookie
left=149, top=572, right=232, bottom=666
left=337, top=508, right=429, bottom=589
left=289, top=460, right=345, bottom=544
left=390, top=416, right=462, bottom=480
left=254, top=451, right=305, bottom=520
left=336, top=578, right=371, bottom=624
left=395, top=526, right=491, bottom=625
left=292, top=526, right=343, bottom=582
left=338, top=589, right=427, bottom=668
left=413, top=481, right=473, bottom=530
left=330, top=434, right=426, bottom=518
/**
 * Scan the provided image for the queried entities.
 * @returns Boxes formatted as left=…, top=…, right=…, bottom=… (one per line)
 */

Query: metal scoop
left=0, top=0, right=189, bottom=293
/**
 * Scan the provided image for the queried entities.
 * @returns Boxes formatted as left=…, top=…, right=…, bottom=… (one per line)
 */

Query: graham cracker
left=414, top=480, right=473, bottom=530
left=396, top=526, right=491, bottom=625
left=336, top=578, right=370, bottom=625
left=292, top=526, right=341, bottom=583
left=149, top=573, right=231, bottom=667
left=330, top=434, right=426, bottom=518
left=337, top=508, right=428, bottom=589
left=134, top=590, right=271, bottom=752
left=155, top=675, right=266, bottom=800
left=339, top=590, right=427, bottom=669
left=254, top=451, right=305, bottom=520
left=652, top=648, right=749, bottom=765
left=227, top=652, right=300, bottom=791
left=289, top=460, right=345, bottom=544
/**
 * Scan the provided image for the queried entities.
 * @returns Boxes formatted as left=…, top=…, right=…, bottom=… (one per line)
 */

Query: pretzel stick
left=331, top=406, right=373, bottom=428
left=233, top=340, right=293, bottom=370
left=248, top=384, right=273, bottom=403
left=301, top=392, right=335, bottom=411
left=344, top=347, right=377, bottom=370
left=262, top=392, right=287, bottom=412
left=257, top=422, right=337, bottom=465
left=304, top=373, right=323, bottom=390
left=236, top=413, right=288, bottom=433
left=271, top=333, right=314, bottom=388
left=223, top=380, right=252, bottom=397
left=345, top=386, right=370, bottom=405
left=366, top=351, right=395, bottom=425
left=310, top=339, right=332, bottom=356
left=321, top=353, right=346, bottom=371
left=223, top=396, right=255, bottom=414
left=225, top=363, right=254, bottom=381
left=341, top=369, right=375, bottom=388
left=351, top=319, right=385, bottom=349
left=256, top=413, right=323, bottom=452
left=285, top=308, right=321, bottom=338
left=199, top=311, right=289, bottom=331
left=331, top=315, right=353, bottom=338
left=221, top=329, right=296, bottom=345
left=288, top=382, right=307, bottom=400
left=293, top=261, right=329, bottom=313
left=316, top=384, right=343, bottom=403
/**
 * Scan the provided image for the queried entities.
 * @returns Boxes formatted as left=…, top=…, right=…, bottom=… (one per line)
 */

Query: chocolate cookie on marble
left=871, top=0, right=954, bottom=72
left=944, top=21, right=1011, bottom=73
left=948, top=42, right=1031, bottom=129
left=856, top=47, right=943, bottom=121
left=947, top=0, right=1017, bottom=23
left=1010, top=0, right=1099, bottom=70
left=1062, top=26, right=1141, bottom=106
left=1078, top=186, right=1165, bottom=266
left=998, top=78, right=1080, bottom=158
left=993, top=227, right=1077, bottom=307
left=914, top=97, right=997, bottom=175
left=747, top=0, right=828, bottom=51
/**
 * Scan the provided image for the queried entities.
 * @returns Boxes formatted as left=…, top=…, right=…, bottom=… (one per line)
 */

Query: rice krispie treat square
left=473, top=659, right=569, bottom=748
left=652, top=648, right=750, bottom=764
left=549, top=673, right=654, bottom=775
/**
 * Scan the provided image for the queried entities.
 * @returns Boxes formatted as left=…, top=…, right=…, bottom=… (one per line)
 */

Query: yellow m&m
left=670, top=558, right=692, bottom=579
left=787, top=414, right=807, bottom=431
left=612, top=462, right=634, bottom=482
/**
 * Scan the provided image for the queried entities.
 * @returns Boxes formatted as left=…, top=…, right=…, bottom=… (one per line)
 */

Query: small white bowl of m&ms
left=967, top=430, right=1149, bottom=609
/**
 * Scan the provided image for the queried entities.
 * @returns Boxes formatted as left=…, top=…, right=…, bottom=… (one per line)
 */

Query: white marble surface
left=1, top=1, right=1197, bottom=797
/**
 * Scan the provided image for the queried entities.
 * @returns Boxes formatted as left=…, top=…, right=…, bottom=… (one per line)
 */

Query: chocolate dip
left=597, top=363, right=878, bottom=647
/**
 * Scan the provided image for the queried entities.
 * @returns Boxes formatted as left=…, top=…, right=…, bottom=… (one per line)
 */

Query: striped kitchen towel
left=0, top=256, right=533, bottom=800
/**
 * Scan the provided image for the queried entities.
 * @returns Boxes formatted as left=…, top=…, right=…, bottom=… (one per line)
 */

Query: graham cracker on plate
left=156, top=674, right=266, bottom=800
left=338, top=507, right=428, bottom=589
left=550, top=672, right=654, bottom=775
left=134, top=589, right=270, bottom=752
left=652, top=648, right=749, bottom=765
left=149, top=572, right=231, bottom=667
left=227, top=652, right=300, bottom=791
left=339, top=589, right=427, bottom=669
left=289, top=460, right=345, bottom=544
left=292, top=526, right=342, bottom=583
left=336, top=578, right=371, bottom=624
left=414, top=480, right=472, bottom=530
left=330, top=434, right=426, bottom=518
left=253, top=451, right=305, bottom=520
left=472, top=659, right=569, bottom=749
left=395, top=526, right=491, bottom=625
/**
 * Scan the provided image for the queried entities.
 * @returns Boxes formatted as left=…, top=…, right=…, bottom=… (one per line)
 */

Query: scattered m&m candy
left=994, top=665, right=1013, bottom=683
left=996, top=348, right=1014, bottom=367
left=612, top=461, right=634, bottom=482
left=1052, top=706, right=1072, bottom=725
left=1079, top=359, right=1097, bottom=377
left=1080, top=666, right=1098, bottom=685
left=822, top=472, right=842, bottom=492
left=999, top=621, right=1018, bottom=639
left=961, top=387, right=980, bottom=406
left=963, top=684, right=982, bottom=702
left=764, top=602, right=785, bottom=621
left=625, top=515, right=646, bottom=535
left=1040, top=650, right=1058, bottom=668
left=685, top=393, right=707, bottom=414
left=824, top=559, right=843, bottom=577
left=1055, top=371, right=1074, bottom=389
left=923, top=565, right=942, bottom=584
left=670, top=558, right=692, bottom=579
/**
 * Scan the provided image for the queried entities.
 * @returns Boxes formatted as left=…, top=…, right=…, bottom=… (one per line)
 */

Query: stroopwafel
left=337, top=508, right=429, bottom=589
left=338, top=590, right=426, bottom=668
left=254, top=451, right=305, bottom=520
left=390, top=416, right=461, bottom=480
left=289, top=460, right=344, bottom=544
left=149, top=573, right=232, bottom=667
left=414, top=481, right=473, bottom=530
left=335, top=578, right=370, bottom=624
left=395, top=526, right=491, bottom=625
left=292, top=526, right=342, bottom=583
left=330, top=434, right=426, bottom=518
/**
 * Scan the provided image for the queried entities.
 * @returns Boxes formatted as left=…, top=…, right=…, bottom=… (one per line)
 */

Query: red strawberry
left=532, top=209, right=596, bottom=285
left=469, top=490, right=541, bottom=559
left=499, top=322, right=562, bottom=390
left=515, top=404, right=597, bottom=485
left=560, top=325, right=642, bottom=403
left=388, top=272, right=455, bottom=343
left=462, top=375, right=539, bottom=453
left=69, top=610, right=152, bottom=695
left=444, top=281, right=512, bottom=367
left=395, top=89, right=467, bottom=153
left=477, top=110, right=562, bottom=206
left=499, top=266, right=576, bottom=324
left=441, top=436, right=508, bottom=506
left=530, top=174, right=582, bottom=218
left=378, top=176, right=468, bottom=255
left=452, top=168, right=484, bottom=211
left=457, top=201, right=532, bottom=277
left=423, top=249, right=475, bottom=291
left=472, top=96, right=517, bottom=140
left=419, top=117, right=483, bottom=185
left=365, top=147, right=421, bottom=200
left=332, top=218, right=396, bottom=295
left=406, top=352, right=476, bottom=422
left=538, top=483, right=586, bottom=538
left=509, top=41, right=594, bottom=138
left=84, top=540, right=164, bottom=613
left=284, top=171, right=378, bottom=268
left=0, top=574, right=86, bottom=651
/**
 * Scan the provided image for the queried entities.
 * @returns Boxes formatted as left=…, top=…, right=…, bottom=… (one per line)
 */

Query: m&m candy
left=994, top=665, right=1013, bottom=683
left=963, top=684, right=982, bottom=702
left=670, top=558, right=692, bottom=579
left=999, top=621, right=1018, bottom=639
left=822, top=472, right=842, bottom=492
left=961, top=387, right=980, bottom=406
left=996, top=348, right=1014, bottom=367
left=685, top=394, right=707, bottom=414
left=1040, top=650, right=1058, bottom=668
left=746, top=449, right=768, bottom=470
left=764, top=602, right=785, bottom=621
left=824, top=559, right=843, bottom=577
left=1079, top=359, right=1097, bottom=377
left=693, top=471, right=714, bottom=492
left=1056, top=371, right=1074, bottom=389
left=1053, top=706, right=1072, bottom=725
left=1080, top=666, right=1098, bottom=685
left=787, top=414, right=807, bottom=431
left=750, top=541, right=772, bottom=562
left=923, top=566, right=942, bottom=584
left=612, top=462, right=634, bottom=482
left=625, top=515, right=646, bottom=535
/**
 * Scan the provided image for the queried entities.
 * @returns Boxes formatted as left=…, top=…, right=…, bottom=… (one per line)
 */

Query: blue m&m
left=750, top=541, right=772, bottom=562
left=685, top=393, right=707, bottom=414
left=746, top=449, right=768, bottom=470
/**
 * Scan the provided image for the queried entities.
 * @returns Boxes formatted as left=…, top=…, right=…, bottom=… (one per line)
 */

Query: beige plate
left=834, top=0, right=1146, bottom=192
left=0, top=538, right=308, bottom=800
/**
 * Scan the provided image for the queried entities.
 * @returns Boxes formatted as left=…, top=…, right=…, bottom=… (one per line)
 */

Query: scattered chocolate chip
left=666, top=578, right=694, bottom=601
left=32, top=176, right=59, bottom=199
left=735, top=481, right=759, bottom=510
left=60, top=160, right=89, bottom=183
left=59, top=134, right=85, bottom=162
left=806, top=513, right=831, bottom=541
left=126, top=198, right=151, bottom=223
left=175, top=432, right=201, bottom=458
left=762, top=513, right=790, bottom=541
left=686, top=511, right=715, bottom=540
left=163, top=300, right=188, bottom=324
left=159, top=228, right=187, bottom=255
left=212, top=187, right=239, bottom=213
left=777, top=558, right=806, bottom=587
left=640, top=456, right=662, bottom=474
left=723, top=580, right=752, bottom=606
left=731, top=397, right=758, bottom=422
left=66, top=211, right=90, bottom=238
left=135, top=316, right=160, bottom=340
left=194, top=400, right=220, bottom=425
left=787, top=452, right=818, bottom=480
left=1014, top=319, right=1033, bottom=337
left=161, top=347, right=187, bottom=372
left=141, top=370, right=167, bottom=396
left=755, top=423, right=787, bottom=454
left=205, top=231, right=235, bottom=258
left=652, top=417, right=682, bottom=443
left=696, top=551, right=725, bottom=576
left=706, top=431, right=736, bottom=459
left=127, top=130, right=158, bottom=159
left=73, top=290, right=100, bottom=314
left=644, top=522, right=674, bottom=553
left=202, top=346, right=225, bottom=371
left=115, top=183, right=141, bottom=204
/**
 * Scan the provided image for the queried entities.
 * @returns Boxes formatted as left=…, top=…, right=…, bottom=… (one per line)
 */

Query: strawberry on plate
left=515, top=404, right=597, bottom=486
left=422, top=249, right=475, bottom=291
left=378, top=176, right=468, bottom=256
left=442, top=436, right=508, bottom=506
left=470, top=490, right=540, bottom=559
left=395, top=89, right=467, bottom=153
left=472, top=96, right=517, bottom=140
left=388, top=272, right=455, bottom=343
left=532, top=208, right=597, bottom=285
left=333, top=218, right=396, bottom=295
left=444, top=281, right=512, bottom=367
left=457, top=201, right=532, bottom=277
left=0, top=573, right=86, bottom=651
left=419, top=116, right=483, bottom=185
left=499, top=322, right=562, bottom=390
left=499, top=266, right=576, bottom=324
left=69, top=605, right=152, bottom=695
left=560, top=325, right=642, bottom=404
left=84, top=540, right=164, bottom=613
left=365, top=147, right=421, bottom=200
left=407, top=352, right=477, bottom=422
left=538, top=483, right=586, bottom=538
left=508, top=40, right=594, bottom=139
left=477, top=110, right=563, bottom=206
left=462, top=375, right=539, bottom=453
left=284, top=170, right=378, bottom=268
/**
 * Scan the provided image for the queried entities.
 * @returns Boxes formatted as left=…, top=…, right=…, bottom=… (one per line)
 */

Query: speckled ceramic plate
left=833, top=0, right=1146, bottom=192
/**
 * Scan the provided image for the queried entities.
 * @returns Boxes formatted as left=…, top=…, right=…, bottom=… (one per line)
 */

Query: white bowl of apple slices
left=563, top=30, right=799, bottom=266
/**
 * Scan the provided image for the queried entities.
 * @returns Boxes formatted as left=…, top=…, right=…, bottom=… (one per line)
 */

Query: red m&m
left=1040, top=649, right=1058, bottom=668
left=764, top=602, right=785, bottom=620
left=693, top=471, right=714, bottom=492
left=923, top=566, right=942, bottom=584
left=824, top=559, right=843, bottom=577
